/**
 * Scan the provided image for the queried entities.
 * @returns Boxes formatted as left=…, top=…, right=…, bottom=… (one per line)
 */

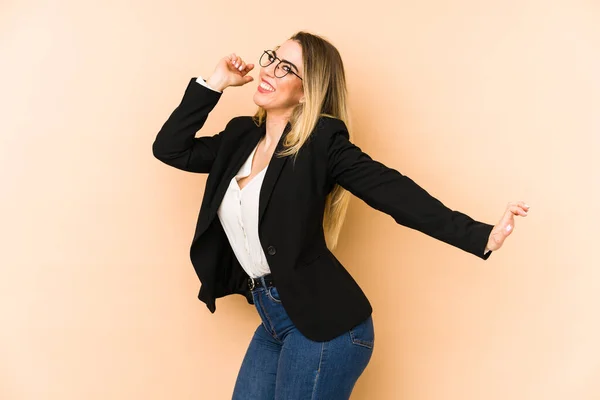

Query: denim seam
left=310, top=342, right=326, bottom=400
left=349, top=330, right=374, bottom=349
left=257, top=290, right=282, bottom=342
left=267, top=287, right=282, bottom=303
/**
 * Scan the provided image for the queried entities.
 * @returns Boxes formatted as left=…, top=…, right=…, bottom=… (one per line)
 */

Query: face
left=253, top=39, right=305, bottom=114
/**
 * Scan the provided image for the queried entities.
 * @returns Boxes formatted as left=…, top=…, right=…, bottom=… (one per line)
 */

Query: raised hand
left=205, top=53, right=255, bottom=92
left=486, top=201, right=530, bottom=252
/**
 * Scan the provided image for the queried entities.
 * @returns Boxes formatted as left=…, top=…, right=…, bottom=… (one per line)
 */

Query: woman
left=153, top=31, right=529, bottom=400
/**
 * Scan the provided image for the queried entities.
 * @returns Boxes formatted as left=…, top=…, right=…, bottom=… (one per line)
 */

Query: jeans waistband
left=248, top=273, right=274, bottom=291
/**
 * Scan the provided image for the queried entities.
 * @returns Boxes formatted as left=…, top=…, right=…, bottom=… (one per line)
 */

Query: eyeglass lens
left=260, top=50, right=294, bottom=78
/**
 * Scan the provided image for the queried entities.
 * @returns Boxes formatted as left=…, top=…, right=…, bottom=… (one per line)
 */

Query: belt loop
left=260, top=275, right=267, bottom=289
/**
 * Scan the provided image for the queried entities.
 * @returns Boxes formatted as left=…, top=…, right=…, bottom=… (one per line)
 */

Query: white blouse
left=217, top=142, right=272, bottom=278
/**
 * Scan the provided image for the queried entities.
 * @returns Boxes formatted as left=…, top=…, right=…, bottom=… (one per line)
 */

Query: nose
left=262, top=61, right=276, bottom=78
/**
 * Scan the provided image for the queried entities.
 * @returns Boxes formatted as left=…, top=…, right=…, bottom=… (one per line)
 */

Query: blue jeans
left=232, top=277, right=374, bottom=400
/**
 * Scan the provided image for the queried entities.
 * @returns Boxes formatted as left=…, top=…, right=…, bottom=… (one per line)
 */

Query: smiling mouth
left=259, top=81, right=275, bottom=92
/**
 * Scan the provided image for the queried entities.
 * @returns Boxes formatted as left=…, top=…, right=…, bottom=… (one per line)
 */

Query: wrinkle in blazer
left=152, top=77, right=494, bottom=342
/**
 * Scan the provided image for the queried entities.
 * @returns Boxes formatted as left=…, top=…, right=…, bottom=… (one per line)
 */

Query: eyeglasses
left=259, top=50, right=303, bottom=80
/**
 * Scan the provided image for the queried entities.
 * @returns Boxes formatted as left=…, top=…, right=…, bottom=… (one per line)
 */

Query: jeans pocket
left=266, top=286, right=282, bottom=303
left=349, top=316, right=375, bottom=349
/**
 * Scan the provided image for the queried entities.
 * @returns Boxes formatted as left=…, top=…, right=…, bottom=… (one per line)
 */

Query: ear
left=299, top=97, right=305, bottom=104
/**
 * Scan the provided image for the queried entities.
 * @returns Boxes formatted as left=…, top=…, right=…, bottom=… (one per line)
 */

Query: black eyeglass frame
left=259, top=50, right=303, bottom=80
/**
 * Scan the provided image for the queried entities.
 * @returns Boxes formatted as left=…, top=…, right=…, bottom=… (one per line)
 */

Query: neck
left=263, top=109, right=293, bottom=148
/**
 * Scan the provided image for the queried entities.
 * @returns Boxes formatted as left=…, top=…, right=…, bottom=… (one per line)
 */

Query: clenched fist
left=205, top=53, right=255, bottom=92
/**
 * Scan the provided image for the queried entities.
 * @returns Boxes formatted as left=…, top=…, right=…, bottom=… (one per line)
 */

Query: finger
left=517, top=201, right=530, bottom=211
left=508, top=205, right=528, bottom=217
left=508, top=201, right=530, bottom=212
left=243, top=75, right=254, bottom=84
left=226, top=54, right=238, bottom=71
left=228, top=54, right=238, bottom=68
left=513, top=201, right=530, bottom=214
left=241, top=64, right=254, bottom=76
left=238, top=60, right=246, bottom=72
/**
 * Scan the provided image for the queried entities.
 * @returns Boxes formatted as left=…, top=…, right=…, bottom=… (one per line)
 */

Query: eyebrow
left=272, top=49, right=300, bottom=73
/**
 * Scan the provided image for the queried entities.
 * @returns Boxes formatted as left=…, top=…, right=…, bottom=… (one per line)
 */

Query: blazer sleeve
left=152, top=77, right=224, bottom=173
left=326, top=124, right=493, bottom=260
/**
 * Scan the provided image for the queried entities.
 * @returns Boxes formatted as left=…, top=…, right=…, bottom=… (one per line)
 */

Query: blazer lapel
left=209, top=123, right=263, bottom=214
left=258, top=122, right=291, bottom=227
left=202, top=120, right=291, bottom=234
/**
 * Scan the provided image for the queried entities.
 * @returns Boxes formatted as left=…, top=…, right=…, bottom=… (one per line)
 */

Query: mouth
left=258, top=79, right=275, bottom=93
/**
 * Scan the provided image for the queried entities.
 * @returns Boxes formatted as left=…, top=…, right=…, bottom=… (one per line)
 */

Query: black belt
left=248, top=273, right=275, bottom=290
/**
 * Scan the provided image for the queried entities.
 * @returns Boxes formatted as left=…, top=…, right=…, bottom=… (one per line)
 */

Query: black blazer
left=152, top=77, right=493, bottom=342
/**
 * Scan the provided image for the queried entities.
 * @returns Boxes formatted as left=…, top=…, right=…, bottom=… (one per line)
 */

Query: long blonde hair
left=253, top=31, right=352, bottom=250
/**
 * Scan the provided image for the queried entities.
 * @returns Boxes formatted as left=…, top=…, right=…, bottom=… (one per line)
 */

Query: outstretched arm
left=327, top=125, right=527, bottom=259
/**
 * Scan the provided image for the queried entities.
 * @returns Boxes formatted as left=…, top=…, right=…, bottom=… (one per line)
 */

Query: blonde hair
left=253, top=31, right=352, bottom=250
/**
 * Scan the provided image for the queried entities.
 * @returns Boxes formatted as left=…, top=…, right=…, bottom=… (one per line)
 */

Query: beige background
left=2, top=0, right=599, bottom=399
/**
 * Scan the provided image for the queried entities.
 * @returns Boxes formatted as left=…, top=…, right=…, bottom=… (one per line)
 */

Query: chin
left=252, top=92, right=264, bottom=107
left=252, top=100, right=278, bottom=113
left=252, top=93, right=296, bottom=113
